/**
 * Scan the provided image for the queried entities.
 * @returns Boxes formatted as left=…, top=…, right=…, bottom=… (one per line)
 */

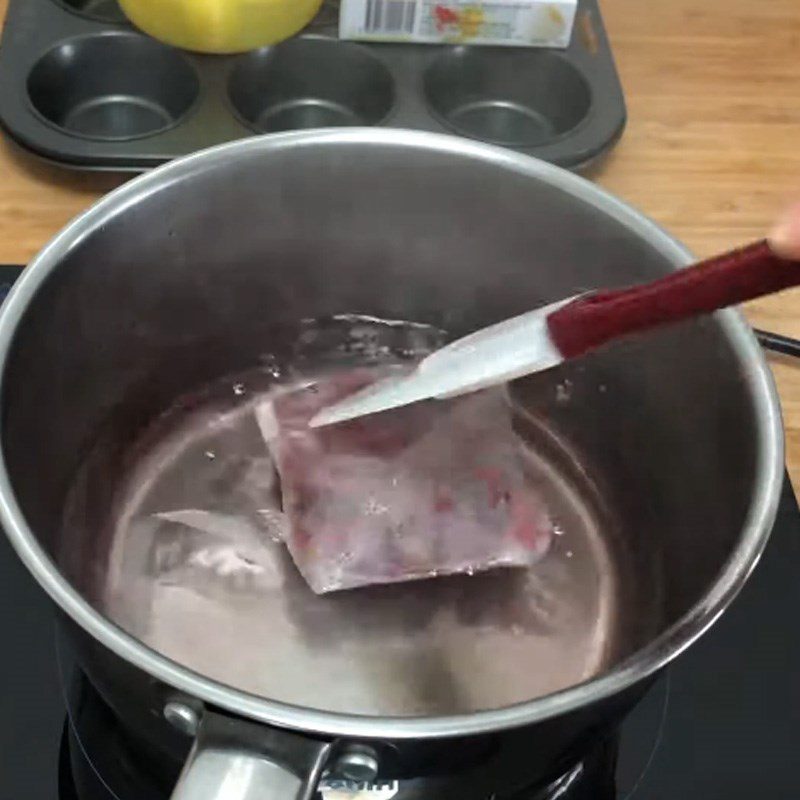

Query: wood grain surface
left=2, top=0, right=800, bottom=487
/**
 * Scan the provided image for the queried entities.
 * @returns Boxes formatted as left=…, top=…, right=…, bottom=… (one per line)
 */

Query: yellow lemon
left=118, top=0, right=324, bottom=54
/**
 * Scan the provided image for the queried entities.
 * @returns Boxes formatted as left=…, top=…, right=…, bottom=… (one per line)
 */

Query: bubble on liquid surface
left=260, top=354, right=282, bottom=379
left=555, top=379, right=573, bottom=403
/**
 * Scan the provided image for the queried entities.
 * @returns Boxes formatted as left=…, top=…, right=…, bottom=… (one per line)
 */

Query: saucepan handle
left=170, top=710, right=332, bottom=800
left=547, top=239, right=800, bottom=358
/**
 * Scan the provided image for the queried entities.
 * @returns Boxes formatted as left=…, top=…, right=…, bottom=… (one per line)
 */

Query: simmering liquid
left=62, top=317, right=623, bottom=716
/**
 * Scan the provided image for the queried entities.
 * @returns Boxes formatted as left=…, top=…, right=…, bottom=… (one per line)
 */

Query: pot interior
left=0, top=135, right=769, bottom=718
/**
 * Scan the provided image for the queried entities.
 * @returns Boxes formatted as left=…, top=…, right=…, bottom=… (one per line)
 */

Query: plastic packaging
left=262, top=369, right=552, bottom=593
left=339, top=0, right=578, bottom=48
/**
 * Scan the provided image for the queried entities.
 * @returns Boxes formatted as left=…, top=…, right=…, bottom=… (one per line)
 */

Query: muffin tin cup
left=28, top=32, right=200, bottom=141
left=424, top=48, right=592, bottom=148
left=0, top=0, right=625, bottom=172
left=229, top=37, right=395, bottom=133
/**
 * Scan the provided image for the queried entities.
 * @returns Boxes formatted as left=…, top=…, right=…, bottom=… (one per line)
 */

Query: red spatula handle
left=547, top=239, right=800, bottom=359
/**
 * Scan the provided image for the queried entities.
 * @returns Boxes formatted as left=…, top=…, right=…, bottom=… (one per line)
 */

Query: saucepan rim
left=0, top=129, right=783, bottom=740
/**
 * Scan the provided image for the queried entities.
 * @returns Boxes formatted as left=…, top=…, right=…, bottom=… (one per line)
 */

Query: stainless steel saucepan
left=0, top=130, right=783, bottom=800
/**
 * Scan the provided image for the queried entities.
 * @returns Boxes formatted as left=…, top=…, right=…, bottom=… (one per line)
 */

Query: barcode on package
left=364, top=0, right=417, bottom=33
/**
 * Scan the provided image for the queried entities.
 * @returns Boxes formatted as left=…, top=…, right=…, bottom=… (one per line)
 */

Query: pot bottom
left=61, top=361, right=634, bottom=717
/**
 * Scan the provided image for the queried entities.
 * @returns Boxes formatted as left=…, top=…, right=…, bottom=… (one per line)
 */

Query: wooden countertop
left=2, top=0, right=800, bottom=486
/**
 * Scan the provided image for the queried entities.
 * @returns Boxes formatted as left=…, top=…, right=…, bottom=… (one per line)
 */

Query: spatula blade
left=309, top=296, right=575, bottom=428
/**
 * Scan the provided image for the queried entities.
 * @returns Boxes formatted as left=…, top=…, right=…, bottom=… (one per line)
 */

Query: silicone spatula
left=310, top=240, right=799, bottom=428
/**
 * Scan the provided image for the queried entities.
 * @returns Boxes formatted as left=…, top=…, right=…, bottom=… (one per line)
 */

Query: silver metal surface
left=333, top=747, right=380, bottom=783
left=171, top=711, right=331, bottom=800
left=0, top=130, right=783, bottom=740
left=172, top=751, right=302, bottom=800
left=164, top=701, right=201, bottom=737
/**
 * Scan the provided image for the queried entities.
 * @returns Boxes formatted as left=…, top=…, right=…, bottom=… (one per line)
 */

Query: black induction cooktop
left=1, top=264, right=799, bottom=799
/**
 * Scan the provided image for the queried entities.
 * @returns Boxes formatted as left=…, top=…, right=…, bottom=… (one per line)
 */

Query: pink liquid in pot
left=68, top=316, right=619, bottom=714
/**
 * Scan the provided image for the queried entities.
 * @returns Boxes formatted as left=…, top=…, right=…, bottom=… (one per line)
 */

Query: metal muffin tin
left=0, top=0, right=626, bottom=172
